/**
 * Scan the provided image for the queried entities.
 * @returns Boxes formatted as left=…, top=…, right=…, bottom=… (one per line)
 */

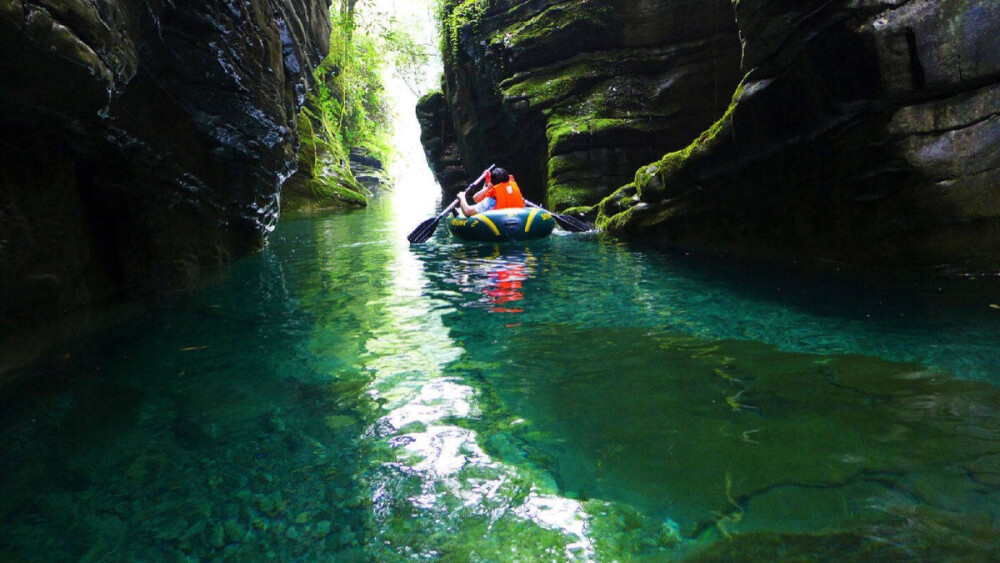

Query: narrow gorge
left=420, top=0, right=1000, bottom=273
left=2, top=2, right=999, bottom=560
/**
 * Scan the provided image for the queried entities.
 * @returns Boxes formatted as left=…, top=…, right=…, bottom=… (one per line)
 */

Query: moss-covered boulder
left=348, top=148, right=389, bottom=195
left=281, top=102, right=369, bottom=213
left=598, top=0, right=1000, bottom=273
left=419, top=0, right=744, bottom=208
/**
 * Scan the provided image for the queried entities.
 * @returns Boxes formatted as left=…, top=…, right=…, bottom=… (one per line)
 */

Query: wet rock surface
left=422, top=0, right=1000, bottom=272
left=598, top=0, right=1000, bottom=273
left=0, top=0, right=332, bottom=327
left=416, top=90, right=467, bottom=197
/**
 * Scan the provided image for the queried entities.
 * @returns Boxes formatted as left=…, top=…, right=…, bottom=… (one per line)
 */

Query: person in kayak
left=457, top=167, right=525, bottom=216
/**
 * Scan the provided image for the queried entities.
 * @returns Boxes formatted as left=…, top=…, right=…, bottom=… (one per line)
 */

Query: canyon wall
left=421, top=0, right=1000, bottom=272
left=599, top=0, right=1000, bottom=273
left=418, top=0, right=744, bottom=209
left=0, top=0, right=332, bottom=328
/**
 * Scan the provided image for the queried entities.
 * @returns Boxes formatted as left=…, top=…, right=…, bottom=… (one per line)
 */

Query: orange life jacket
left=486, top=177, right=525, bottom=209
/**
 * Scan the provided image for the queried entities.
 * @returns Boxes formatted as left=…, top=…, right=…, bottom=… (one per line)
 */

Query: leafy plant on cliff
left=289, top=1, right=435, bottom=210
left=285, top=4, right=394, bottom=211
left=311, top=2, right=435, bottom=165
left=324, top=7, right=392, bottom=163
left=436, top=0, right=490, bottom=65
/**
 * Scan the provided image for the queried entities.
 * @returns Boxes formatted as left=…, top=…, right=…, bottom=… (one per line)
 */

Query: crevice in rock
left=903, top=112, right=1000, bottom=138
left=905, top=28, right=926, bottom=90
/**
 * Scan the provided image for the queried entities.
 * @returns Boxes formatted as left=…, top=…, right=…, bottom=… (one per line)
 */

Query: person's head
left=490, top=167, right=510, bottom=184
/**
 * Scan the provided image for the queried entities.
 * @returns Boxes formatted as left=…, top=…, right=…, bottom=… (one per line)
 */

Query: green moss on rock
left=296, top=111, right=319, bottom=172
left=425, top=0, right=746, bottom=222
left=546, top=116, right=658, bottom=157
left=497, top=2, right=612, bottom=55
left=640, top=81, right=744, bottom=199
left=545, top=179, right=592, bottom=211
left=283, top=108, right=368, bottom=213
left=597, top=80, right=746, bottom=232
left=282, top=176, right=367, bottom=212
left=440, top=0, right=490, bottom=64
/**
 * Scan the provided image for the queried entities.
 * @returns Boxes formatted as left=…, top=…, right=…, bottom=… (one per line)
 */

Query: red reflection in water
left=450, top=245, right=537, bottom=316
left=484, top=264, right=528, bottom=313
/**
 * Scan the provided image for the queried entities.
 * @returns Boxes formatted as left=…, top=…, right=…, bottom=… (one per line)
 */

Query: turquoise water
left=2, top=194, right=1000, bottom=561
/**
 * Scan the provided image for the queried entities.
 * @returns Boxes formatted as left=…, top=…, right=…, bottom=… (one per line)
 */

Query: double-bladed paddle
left=408, top=166, right=593, bottom=242
left=407, top=165, right=495, bottom=244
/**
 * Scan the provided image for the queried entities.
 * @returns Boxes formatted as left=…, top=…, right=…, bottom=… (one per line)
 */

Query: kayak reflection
left=450, top=245, right=537, bottom=314
left=485, top=261, right=528, bottom=313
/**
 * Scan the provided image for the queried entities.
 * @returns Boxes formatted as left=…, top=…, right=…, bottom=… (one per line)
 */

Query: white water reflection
left=356, top=2, right=595, bottom=557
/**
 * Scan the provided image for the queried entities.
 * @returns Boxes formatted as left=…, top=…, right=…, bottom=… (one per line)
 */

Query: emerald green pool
left=2, top=192, right=999, bottom=561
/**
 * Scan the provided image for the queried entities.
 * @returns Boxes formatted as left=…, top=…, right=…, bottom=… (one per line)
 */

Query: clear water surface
left=2, top=182, right=999, bottom=561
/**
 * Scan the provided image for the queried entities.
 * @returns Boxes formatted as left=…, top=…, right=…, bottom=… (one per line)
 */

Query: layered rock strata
left=423, top=0, right=1000, bottom=272
left=0, top=0, right=332, bottom=327
left=598, top=0, right=1000, bottom=272
left=418, top=0, right=744, bottom=208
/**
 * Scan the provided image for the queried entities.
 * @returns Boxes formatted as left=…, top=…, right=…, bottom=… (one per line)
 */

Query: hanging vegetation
left=283, top=0, right=431, bottom=212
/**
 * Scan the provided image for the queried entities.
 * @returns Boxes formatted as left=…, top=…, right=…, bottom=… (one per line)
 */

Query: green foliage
left=361, top=4, right=439, bottom=97
left=285, top=4, right=393, bottom=211
left=283, top=110, right=367, bottom=213
left=290, top=1, right=438, bottom=210
left=305, top=3, right=437, bottom=167
left=316, top=9, right=392, bottom=163
left=436, top=0, right=490, bottom=64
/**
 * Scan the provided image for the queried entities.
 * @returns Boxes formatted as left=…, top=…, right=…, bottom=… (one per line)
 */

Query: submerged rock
left=489, top=325, right=1000, bottom=558
left=0, top=0, right=333, bottom=327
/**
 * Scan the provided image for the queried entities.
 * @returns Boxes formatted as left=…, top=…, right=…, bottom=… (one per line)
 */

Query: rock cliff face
left=0, top=0, right=331, bottom=327
left=418, top=0, right=744, bottom=208
left=600, top=0, right=1000, bottom=273
left=422, top=0, right=1000, bottom=273
left=417, top=90, right=468, bottom=197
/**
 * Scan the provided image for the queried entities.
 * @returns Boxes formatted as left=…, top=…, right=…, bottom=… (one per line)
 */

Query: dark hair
left=491, top=167, right=510, bottom=183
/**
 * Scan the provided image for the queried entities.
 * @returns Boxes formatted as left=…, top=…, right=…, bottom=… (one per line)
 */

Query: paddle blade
left=552, top=213, right=592, bottom=233
left=524, top=198, right=592, bottom=233
left=407, top=216, right=442, bottom=244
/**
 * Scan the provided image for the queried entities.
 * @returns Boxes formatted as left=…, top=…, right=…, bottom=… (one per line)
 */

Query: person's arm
left=459, top=171, right=495, bottom=216
left=458, top=191, right=478, bottom=216
left=472, top=171, right=493, bottom=203
left=471, top=184, right=490, bottom=203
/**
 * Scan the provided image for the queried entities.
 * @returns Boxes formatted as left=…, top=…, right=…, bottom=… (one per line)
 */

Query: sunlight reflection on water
left=357, top=58, right=596, bottom=558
